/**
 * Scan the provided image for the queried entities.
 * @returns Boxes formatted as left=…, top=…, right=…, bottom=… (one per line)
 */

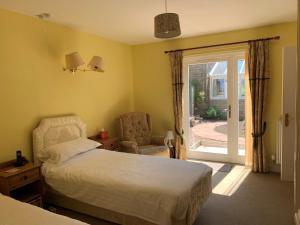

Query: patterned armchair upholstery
left=118, top=112, right=169, bottom=157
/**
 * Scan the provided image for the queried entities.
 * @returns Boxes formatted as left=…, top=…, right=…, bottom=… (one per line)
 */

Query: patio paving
left=190, top=120, right=245, bottom=149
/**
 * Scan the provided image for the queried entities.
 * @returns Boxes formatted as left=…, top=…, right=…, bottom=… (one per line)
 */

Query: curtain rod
left=164, top=36, right=280, bottom=54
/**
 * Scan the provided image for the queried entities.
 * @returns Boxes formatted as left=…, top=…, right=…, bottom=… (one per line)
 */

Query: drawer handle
left=24, top=175, right=28, bottom=180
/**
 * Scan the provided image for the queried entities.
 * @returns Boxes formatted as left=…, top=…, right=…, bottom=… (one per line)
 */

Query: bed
left=0, top=193, right=89, bottom=225
left=33, top=116, right=212, bottom=225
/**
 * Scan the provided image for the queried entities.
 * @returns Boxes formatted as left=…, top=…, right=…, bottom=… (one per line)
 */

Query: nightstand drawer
left=89, top=136, right=120, bottom=151
left=103, top=142, right=120, bottom=150
left=8, top=168, right=40, bottom=190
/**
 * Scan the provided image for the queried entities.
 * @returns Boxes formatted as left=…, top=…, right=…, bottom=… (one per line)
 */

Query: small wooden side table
left=89, top=136, right=120, bottom=151
left=0, top=161, right=43, bottom=207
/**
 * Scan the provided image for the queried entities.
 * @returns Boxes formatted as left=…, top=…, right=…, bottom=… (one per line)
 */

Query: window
left=210, top=76, right=227, bottom=99
left=238, top=59, right=245, bottom=99
left=239, top=76, right=245, bottom=99
left=189, top=59, right=244, bottom=101
left=209, top=61, right=227, bottom=100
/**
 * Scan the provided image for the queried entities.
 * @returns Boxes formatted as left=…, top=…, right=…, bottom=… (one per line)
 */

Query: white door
left=183, top=52, right=246, bottom=164
left=281, top=46, right=297, bottom=181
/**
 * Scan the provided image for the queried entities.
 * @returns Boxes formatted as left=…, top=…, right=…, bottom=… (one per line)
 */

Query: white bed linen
left=42, top=149, right=212, bottom=225
left=0, top=194, right=88, bottom=225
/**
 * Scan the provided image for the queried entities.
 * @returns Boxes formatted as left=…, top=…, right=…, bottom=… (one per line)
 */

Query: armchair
left=118, top=112, right=169, bottom=157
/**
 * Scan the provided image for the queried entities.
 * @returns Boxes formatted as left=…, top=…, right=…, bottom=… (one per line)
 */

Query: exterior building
left=189, top=60, right=245, bottom=121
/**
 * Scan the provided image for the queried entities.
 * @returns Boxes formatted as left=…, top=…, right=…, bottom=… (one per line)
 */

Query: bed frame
left=33, top=116, right=210, bottom=225
left=32, top=116, right=160, bottom=224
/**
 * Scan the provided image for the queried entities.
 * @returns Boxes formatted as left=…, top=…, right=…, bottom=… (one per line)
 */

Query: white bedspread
left=42, top=149, right=212, bottom=225
left=0, top=194, right=88, bottom=225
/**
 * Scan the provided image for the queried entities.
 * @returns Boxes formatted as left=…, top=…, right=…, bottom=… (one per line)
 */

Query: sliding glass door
left=183, top=52, right=246, bottom=164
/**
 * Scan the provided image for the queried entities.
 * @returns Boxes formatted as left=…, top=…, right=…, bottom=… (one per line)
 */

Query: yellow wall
left=132, top=22, right=297, bottom=161
left=0, top=6, right=296, bottom=164
left=0, top=8, right=134, bottom=162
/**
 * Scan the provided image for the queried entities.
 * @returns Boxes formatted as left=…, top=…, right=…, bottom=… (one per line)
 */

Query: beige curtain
left=169, top=51, right=187, bottom=160
left=248, top=40, right=270, bottom=173
left=245, top=53, right=253, bottom=167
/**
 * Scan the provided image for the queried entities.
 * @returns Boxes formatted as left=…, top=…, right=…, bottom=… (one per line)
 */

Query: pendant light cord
left=165, top=0, right=168, bottom=12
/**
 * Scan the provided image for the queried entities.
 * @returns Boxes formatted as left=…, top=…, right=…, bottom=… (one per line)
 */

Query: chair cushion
left=138, top=145, right=169, bottom=155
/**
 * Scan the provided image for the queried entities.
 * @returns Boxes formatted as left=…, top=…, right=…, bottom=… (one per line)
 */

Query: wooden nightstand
left=0, top=161, right=43, bottom=207
left=89, top=136, right=120, bottom=151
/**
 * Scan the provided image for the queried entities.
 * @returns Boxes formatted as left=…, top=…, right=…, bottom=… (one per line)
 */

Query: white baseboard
left=295, top=210, right=300, bottom=225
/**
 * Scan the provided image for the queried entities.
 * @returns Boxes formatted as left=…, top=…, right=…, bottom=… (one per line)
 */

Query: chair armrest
left=151, top=136, right=165, bottom=146
left=120, top=141, right=139, bottom=154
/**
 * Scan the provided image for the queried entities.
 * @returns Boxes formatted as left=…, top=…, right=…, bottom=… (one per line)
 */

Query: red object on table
left=99, top=130, right=109, bottom=140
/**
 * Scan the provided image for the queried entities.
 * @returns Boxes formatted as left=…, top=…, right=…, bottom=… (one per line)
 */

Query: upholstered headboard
left=32, top=116, right=87, bottom=164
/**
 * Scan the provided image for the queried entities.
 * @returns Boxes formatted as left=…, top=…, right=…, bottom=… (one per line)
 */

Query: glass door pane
left=237, top=59, right=246, bottom=156
left=188, top=61, right=228, bottom=155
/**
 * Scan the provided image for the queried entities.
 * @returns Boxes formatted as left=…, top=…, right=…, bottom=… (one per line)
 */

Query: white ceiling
left=0, top=0, right=297, bottom=45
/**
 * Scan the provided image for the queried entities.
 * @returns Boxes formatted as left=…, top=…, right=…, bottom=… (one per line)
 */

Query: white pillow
left=39, top=138, right=101, bottom=164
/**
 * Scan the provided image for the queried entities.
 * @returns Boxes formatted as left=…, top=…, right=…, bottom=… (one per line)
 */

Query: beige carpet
left=54, top=162, right=294, bottom=225
left=195, top=172, right=294, bottom=225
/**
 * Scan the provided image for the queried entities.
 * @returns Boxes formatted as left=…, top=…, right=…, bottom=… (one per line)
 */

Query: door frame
left=183, top=51, right=246, bottom=164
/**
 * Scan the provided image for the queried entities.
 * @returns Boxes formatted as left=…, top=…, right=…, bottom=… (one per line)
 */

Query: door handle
left=228, top=105, right=231, bottom=119
left=285, top=113, right=289, bottom=127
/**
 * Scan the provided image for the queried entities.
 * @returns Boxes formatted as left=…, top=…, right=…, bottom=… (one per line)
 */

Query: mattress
left=0, top=194, right=88, bottom=225
left=42, top=149, right=212, bottom=225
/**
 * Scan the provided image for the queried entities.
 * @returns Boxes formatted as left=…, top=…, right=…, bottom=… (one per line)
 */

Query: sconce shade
left=65, top=52, right=85, bottom=71
left=88, top=56, right=104, bottom=72
left=154, top=13, right=181, bottom=38
left=165, top=130, right=174, bottom=140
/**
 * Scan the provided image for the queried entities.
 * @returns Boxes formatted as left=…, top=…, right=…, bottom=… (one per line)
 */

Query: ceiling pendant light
left=154, top=0, right=181, bottom=39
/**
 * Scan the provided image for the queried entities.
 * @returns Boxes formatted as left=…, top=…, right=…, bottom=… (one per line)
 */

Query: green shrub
left=206, top=106, right=220, bottom=119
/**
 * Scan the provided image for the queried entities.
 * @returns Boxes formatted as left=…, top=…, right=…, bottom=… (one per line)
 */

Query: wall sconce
left=88, top=56, right=104, bottom=72
left=63, top=52, right=104, bottom=75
